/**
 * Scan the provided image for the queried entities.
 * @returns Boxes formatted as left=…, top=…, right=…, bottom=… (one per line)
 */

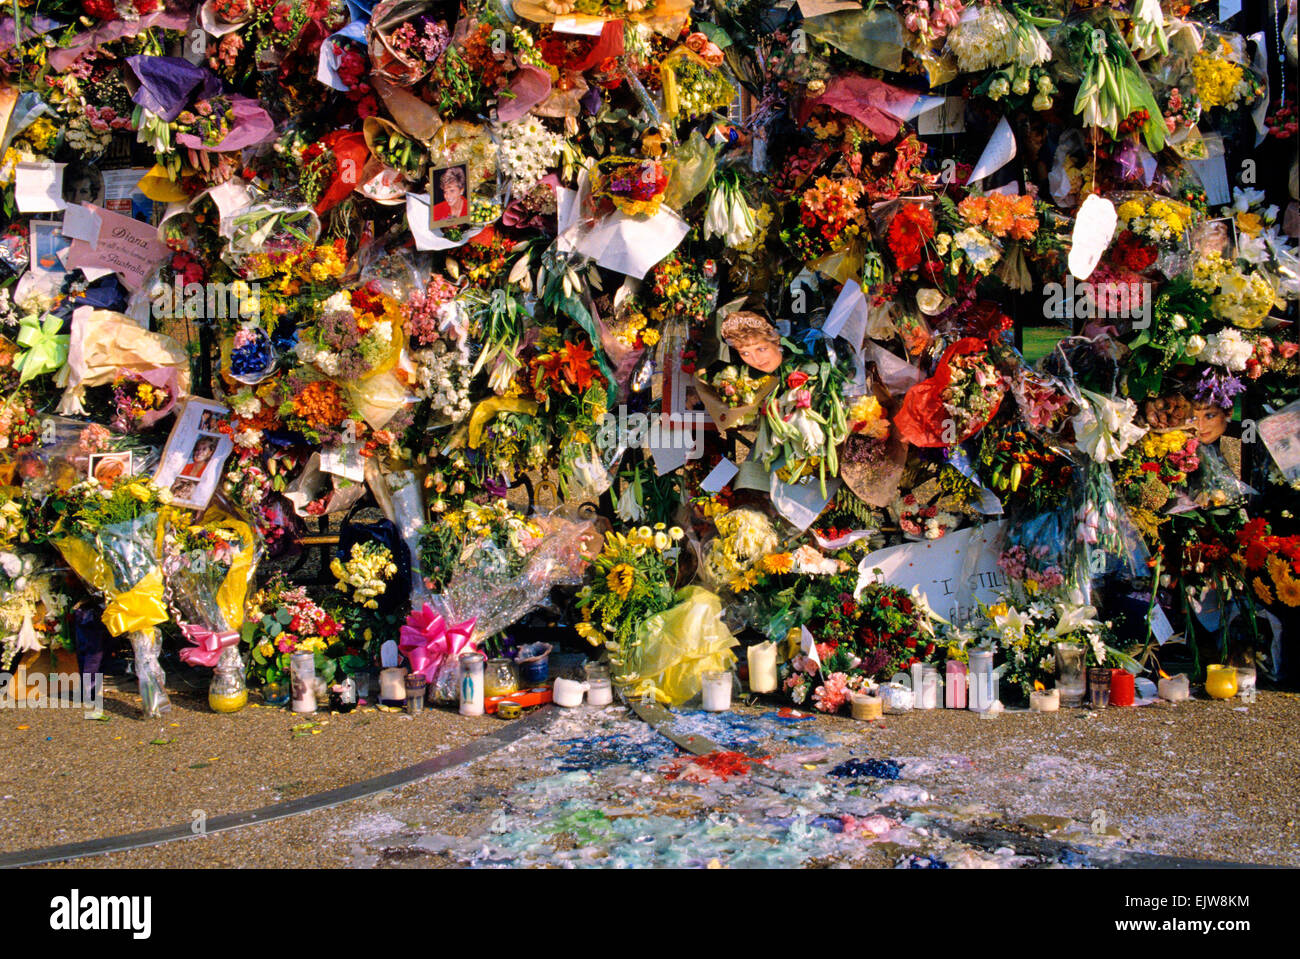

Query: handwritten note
left=65, top=204, right=172, bottom=291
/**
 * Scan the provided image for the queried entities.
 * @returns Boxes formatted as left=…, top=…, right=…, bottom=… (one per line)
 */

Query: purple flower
left=1194, top=368, right=1245, bottom=410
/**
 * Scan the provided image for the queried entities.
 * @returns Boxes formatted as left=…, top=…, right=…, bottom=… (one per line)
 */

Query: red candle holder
left=1109, top=668, right=1135, bottom=707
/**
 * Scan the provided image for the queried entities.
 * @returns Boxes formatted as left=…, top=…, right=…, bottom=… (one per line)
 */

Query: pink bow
left=399, top=604, right=477, bottom=683
left=179, top=624, right=240, bottom=668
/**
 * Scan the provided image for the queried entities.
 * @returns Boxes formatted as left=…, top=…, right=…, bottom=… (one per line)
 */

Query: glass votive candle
left=484, top=658, right=518, bottom=698
left=1235, top=666, right=1256, bottom=698
left=1087, top=667, right=1111, bottom=709
left=379, top=666, right=407, bottom=707
left=1109, top=669, right=1135, bottom=707
left=584, top=662, right=613, bottom=706
left=701, top=670, right=732, bottom=712
left=1158, top=673, right=1189, bottom=703
left=404, top=674, right=427, bottom=715
left=1204, top=664, right=1238, bottom=700
left=1029, top=688, right=1059, bottom=712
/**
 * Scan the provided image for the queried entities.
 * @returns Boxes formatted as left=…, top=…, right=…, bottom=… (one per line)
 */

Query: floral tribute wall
left=0, top=0, right=1296, bottom=716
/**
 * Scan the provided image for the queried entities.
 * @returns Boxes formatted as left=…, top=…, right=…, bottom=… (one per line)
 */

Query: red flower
left=786, top=370, right=810, bottom=389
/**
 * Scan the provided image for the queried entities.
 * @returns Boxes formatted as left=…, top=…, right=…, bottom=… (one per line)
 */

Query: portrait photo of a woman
left=181, top=435, right=218, bottom=479
left=429, top=163, right=471, bottom=228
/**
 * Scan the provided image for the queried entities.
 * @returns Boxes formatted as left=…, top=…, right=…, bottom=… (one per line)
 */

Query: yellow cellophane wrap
left=467, top=396, right=540, bottom=449
left=348, top=369, right=415, bottom=430
left=615, top=586, right=738, bottom=706
left=199, top=505, right=257, bottom=632
left=662, top=130, right=716, bottom=211
left=55, top=533, right=169, bottom=637
left=659, top=46, right=735, bottom=121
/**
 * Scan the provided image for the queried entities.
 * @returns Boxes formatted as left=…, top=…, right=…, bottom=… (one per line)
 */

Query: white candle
left=1235, top=667, right=1256, bottom=697
left=379, top=667, right=407, bottom=705
left=586, top=679, right=613, bottom=706
left=290, top=653, right=316, bottom=714
left=1158, top=673, right=1189, bottom=703
left=458, top=653, right=485, bottom=716
left=1030, top=689, right=1060, bottom=712
left=701, top=671, right=732, bottom=712
left=747, top=642, right=778, bottom=694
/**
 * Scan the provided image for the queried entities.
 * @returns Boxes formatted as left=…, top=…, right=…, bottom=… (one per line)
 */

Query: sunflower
left=606, top=563, right=635, bottom=600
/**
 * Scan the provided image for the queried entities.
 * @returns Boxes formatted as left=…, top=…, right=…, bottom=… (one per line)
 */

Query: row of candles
left=284, top=643, right=1259, bottom=717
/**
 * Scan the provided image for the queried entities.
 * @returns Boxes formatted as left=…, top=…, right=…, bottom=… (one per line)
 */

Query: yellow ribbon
left=102, top=568, right=169, bottom=637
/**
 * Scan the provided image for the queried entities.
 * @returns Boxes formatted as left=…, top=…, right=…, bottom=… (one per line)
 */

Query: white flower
left=1071, top=387, right=1146, bottom=463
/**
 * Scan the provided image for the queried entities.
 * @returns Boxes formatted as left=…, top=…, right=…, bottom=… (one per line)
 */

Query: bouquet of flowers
left=417, top=500, right=544, bottom=594
left=51, top=477, right=172, bottom=715
left=110, top=369, right=177, bottom=433
left=162, top=506, right=259, bottom=709
left=1189, top=252, right=1277, bottom=330
left=244, top=573, right=358, bottom=688
left=296, top=284, right=405, bottom=381
left=758, top=353, right=853, bottom=497
left=1116, top=429, right=1201, bottom=540
left=784, top=577, right=937, bottom=712
left=896, top=338, right=1008, bottom=448
left=951, top=597, right=1118, bottom=699
left=661, top=37, right=735, bottom=120
left=1191, top=33, right=1266, bottom=114
left=592, top=155, right=672, bottom=218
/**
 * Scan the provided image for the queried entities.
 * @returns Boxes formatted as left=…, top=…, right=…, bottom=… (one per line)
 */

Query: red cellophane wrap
left=894, top=337, right=1001, bottom=448
left=315, top=131, right=372, bottom=215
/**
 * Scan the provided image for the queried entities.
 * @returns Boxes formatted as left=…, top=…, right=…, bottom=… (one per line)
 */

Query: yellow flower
left=606, top=563, right=635, bottom=600
left=1253, top=576, right=1274, bottom=605
left=124, top=483, right=152, bottom=502
left=759, top=552, right=794, bottom=575
left=575, top=622, right=602, bottom=645
left=640, top=328, right=660, bottom=347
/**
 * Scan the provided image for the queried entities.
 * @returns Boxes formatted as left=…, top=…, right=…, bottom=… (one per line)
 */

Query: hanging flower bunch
left=1190, top=252, right=1276, bottom=329
left=331, top=540, right=399, bottom=610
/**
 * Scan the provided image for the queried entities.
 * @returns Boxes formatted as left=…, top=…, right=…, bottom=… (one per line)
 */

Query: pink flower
left=812, top=672, right=851, bottom=713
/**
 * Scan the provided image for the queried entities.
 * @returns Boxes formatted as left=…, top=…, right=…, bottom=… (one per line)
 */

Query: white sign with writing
left=855, top=522, right=1007, bottom=625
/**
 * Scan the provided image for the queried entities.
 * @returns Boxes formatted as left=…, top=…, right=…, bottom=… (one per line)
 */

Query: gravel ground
left=5, top=686, right=1298, bottom=868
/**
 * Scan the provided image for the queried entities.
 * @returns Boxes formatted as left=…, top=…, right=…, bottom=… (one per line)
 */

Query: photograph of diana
left=428, top=163, right=472, bottom=230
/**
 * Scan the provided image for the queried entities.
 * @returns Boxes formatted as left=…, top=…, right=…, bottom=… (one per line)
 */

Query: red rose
left=786, top=370, right=810, bottom=389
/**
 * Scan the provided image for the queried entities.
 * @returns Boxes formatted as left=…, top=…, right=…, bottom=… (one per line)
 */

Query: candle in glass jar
left=1029, top=688, right=1059, bottom=712
left=701, top=670, right=732, bottom=712
left=379, top=667, right=407, bottom=706
left=1158, top=673, right=1189, bottom=703
left=458, top=651, right=486, bottom=716
left=290, top=652, right=316, bottom=713
left=1235, top=666, right=1256, bottom=697
left=945, top=661, right=967, bottom=709
left=747, top=641, right=778, bottom=694
left=1204, top=664, right=1237, bottom=700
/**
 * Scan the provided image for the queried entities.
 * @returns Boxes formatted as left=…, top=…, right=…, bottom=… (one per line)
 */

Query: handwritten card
left=64, top=204, right=169, bottom=291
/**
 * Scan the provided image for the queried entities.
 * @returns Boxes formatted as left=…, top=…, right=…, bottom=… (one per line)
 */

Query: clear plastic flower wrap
left=50, top=477, right=172, bottom=716
left=161, top=500, right=260, bottom=669
left=429, top=509, right=599, bottom=645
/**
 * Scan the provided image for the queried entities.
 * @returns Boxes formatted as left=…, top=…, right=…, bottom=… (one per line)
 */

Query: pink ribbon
left=179, top=624, right=240, bottom=668
left=399, top=604, right=477, bottom=683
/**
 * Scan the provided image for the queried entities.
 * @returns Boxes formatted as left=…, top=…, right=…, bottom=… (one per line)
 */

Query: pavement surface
left=2, top=682, right=1297, bottom=868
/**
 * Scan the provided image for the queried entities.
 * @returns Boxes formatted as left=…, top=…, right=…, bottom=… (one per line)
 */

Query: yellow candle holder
left=1205, top=664, right=1238, bottom=700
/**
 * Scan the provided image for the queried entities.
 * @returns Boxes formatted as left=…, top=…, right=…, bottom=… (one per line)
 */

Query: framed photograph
left=428, top=162, right=473, bottom=230
left=29, top=220, right=70, bottom=275
left=153, top=398, right=234, bottom=512
left=88, top=451, right=132, bottom=487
